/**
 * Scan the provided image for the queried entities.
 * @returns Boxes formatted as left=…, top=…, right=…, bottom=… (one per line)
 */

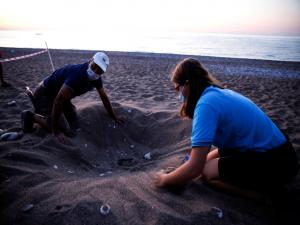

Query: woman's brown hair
left=171, top=58, right=224, bottom=119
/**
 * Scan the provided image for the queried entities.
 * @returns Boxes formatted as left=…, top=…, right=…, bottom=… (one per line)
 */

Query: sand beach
left=0, top=47, right=300, bottom=225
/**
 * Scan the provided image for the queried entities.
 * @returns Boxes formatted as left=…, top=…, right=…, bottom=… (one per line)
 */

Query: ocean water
left=0, top=30, right=300, bottom=62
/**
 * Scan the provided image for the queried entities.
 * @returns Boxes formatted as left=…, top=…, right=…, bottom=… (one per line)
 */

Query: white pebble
left=130, top=145, right=134, bottom=149
left=0, top=132, right=19, bottom=141
left=84, top=143, right=88, bottom=148
left=212, top=207, right=223, bottom=218
left=144, top=152, right=151, bottom=160
left=99, top=173, right=105, bottom=177
left=100, top=204, right=110, bottom=216
left=22, top=204, right=34, bottom=212
left=7, top=100, right=16, bottom=106
left=53, top=165, right=58, bottom=169
left=127, top=109, right=132, bottom=113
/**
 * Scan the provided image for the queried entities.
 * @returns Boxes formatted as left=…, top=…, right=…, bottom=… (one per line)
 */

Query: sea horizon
left=1, top=30, right=300, bottom=62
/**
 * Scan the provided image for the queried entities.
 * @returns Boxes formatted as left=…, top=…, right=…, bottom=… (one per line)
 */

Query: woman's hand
left=154, top=171, right=168, bottom=188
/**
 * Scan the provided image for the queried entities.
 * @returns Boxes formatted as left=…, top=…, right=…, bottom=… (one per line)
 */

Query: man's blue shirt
left=43, top=62, right=103, bottom=98
left=191, top=86, right=286, bottom=152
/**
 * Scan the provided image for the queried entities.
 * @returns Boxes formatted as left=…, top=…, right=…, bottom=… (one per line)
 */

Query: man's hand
left=52, top=131, right=66, bottom=144
left=154, top=171, right=168, bottom=188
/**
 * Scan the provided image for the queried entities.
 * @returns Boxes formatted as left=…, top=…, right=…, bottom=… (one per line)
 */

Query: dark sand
left=0, top=48, right=300, bottom=225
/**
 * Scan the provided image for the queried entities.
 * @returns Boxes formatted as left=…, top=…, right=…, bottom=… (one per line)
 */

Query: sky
left=1, top=0, right=300, bottom=35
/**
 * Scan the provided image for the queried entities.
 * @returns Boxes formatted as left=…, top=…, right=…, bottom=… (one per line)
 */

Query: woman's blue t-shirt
left=191, top=86, right=286, bottom=152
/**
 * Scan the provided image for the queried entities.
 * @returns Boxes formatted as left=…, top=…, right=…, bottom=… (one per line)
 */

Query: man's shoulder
left=62, top=62, right=88, bottom=71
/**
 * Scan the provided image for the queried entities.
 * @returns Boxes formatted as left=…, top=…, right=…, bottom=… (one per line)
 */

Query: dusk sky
left=1, top=0, right=300, bottom=35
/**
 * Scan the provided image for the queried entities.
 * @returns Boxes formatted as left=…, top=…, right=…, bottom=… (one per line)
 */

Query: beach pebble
left=100, top=204, right=110, bottom=216
left=130, top=144, right=134, bottom=149
left=67, top=170, right=74, bottom=174
left=127, top=109, right=132, bottom=113
left=7, top=100, right=16, bottom=106
left=144, top=152, right=151, bottom=160
left=0, top=132, right=20, bottom=141
left=22, top=204, right=34, bottom=212
left=106, top=171, right=112, bottom=174
left=99, top=173, right=105, bottom=177
left=165, top=167, right=175, bottom=173
left=84, top=143, right=88, bottom=148
left=53, top=165, right=58, bottom=169
left=212, top=207, right=223, bottom=218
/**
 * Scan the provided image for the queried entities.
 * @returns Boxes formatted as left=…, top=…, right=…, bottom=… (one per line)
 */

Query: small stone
left=84, top=143, right=88, bottom=148
left=100, top=204, right=110, bottom=216
left=127, top=109, right=132, bottom=113
left=144, top=152, right=151, bottom=160
left=0, top=132, right=20, bottom=141
left=67, top=170, right=73, bottom=174
left=99, top=173, right=105, bottom=177
left=106, top=171, right=112, bottom=174
left=130, top=145, right=134, bottom=149
left=7, top=100, right=16, bottom=106
left=22, top=204, right=34, bottom=212
left=165, top=167, right=175, bottom=173
left=53, top=165, right=58, bottom=169
left=113, top=125, right=116, bottom=129
left=212, top=207, right=223, bottom=218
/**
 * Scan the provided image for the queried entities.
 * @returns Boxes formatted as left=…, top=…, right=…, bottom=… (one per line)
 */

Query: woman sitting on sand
left=154, top=58, right=299, bottom=196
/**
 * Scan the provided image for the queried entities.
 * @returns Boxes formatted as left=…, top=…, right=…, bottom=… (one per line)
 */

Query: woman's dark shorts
left=218, top=138, right=299, bottom=190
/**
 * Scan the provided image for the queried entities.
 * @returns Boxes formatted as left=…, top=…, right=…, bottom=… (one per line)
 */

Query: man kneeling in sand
left=21, top=52, right=124, bottom=143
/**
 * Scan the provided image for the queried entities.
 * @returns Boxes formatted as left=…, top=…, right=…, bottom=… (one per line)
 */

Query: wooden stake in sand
left=45, top=41, right=55, bottom=72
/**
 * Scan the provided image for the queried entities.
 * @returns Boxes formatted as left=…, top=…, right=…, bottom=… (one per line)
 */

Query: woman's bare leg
left=206, top=148, right=220, bottom=161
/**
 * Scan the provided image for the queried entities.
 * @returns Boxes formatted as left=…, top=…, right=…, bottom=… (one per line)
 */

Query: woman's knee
left=202, top=158, right=220, bottom=181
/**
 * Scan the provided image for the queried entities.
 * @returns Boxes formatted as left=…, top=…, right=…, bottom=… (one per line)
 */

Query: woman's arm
left=154, top=146, right=210, bottom=187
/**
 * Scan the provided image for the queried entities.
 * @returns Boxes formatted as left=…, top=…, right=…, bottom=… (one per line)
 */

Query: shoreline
left=1, top=47, right=300, bottom=79
left=3, top=46, right=300, bottom=63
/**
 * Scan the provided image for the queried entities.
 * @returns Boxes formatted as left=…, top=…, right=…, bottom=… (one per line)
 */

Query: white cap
left=93, top=52, right=109, bottom=72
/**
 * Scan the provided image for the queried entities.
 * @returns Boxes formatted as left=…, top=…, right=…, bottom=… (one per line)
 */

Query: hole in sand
left=58, top=102, right=191, bottom=175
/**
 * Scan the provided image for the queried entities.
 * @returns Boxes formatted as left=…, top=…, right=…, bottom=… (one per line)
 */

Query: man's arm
left=52, top=84, right=72, bottom=134
left=97, top=87, right=124, bottom=124
left=154, top=146, right=210, bottom=187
